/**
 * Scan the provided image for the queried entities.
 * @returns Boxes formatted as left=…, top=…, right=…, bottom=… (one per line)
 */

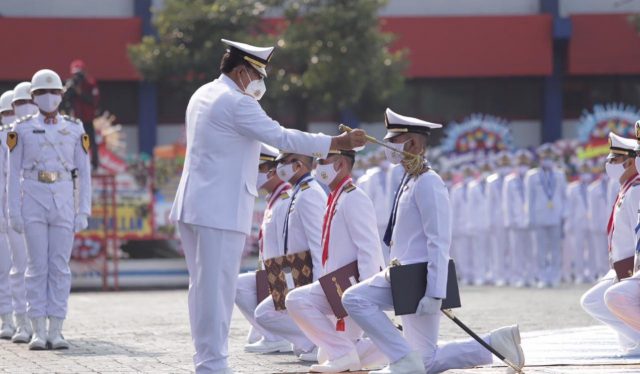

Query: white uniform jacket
left=467, top=179, right=491, bottom=235
left=503, top=172, right=528, bottom=229
left=609, top=179, right=640, bottom=263
left=487, top=173, right=506, bottom=230
left=524, top=167, right=567, bottom=227
left=170, top=74, right=332, bottom=235
left=587, top=177, right=611, bottom=234
left=8, top=113, right=91, bottom=224
left=260, top=182, right=291, bottom=261
left=565, top=181, right=590, bottom=232
left=449, top=181, right=471, bottom=236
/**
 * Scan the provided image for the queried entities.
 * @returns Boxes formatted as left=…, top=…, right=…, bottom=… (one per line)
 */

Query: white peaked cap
left=384, top=108, right=442, bottom=140
left=221, top=39, right=274, bottom=77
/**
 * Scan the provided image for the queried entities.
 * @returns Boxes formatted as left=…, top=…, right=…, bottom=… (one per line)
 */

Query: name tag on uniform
left=33, top=129, right=45, bottom=134
left=58, top=129, right=70, bottom=135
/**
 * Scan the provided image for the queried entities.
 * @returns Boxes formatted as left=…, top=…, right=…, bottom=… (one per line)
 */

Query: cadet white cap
left=259, top=143, right=279, bottom=164
left=30, top=69, right=64, bottom=92
left=536, top=143, right=560, bottom=158
left=383, top=108, right=442, bottom=140
left=0, top=90, right=14, bottom=113
left=221, top=39, right=274, bottom=77
left=514, top=149, right=533, bottom=164
left=12, top=82, right=32, bottom=103
left=607, top=132, right=636, bottom=159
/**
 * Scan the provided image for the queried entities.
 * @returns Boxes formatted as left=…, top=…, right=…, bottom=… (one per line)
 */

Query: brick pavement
left=1, top=285, right=639, bottom=373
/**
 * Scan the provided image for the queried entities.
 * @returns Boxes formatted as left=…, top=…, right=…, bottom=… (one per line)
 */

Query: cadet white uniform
left=254, top=175, right=326, bottom=354
left=343, top=170, right=494, bottom=372
left=487, top=172, right=508, bottom=285
left=449, top=180, right=472, bottom=284
left=581, top=174, right=640, bottom=354
left=524, top=166, right=567, bottom=286
left=169, top=39, right=334, bottom=372
left=8, top=113, right=91, bottom=319
left=503, top=171, right=533, bottom=286
left=235, top=181, right=290, bottom=344
left=286, top=177, right=384, bottom=362
left=564, top=180, right=592, bottom=283
left=467, top=178, right=491, bottom=285
left=587, top=177, right=614, bottom=279
left=0, top=122, right=10, bottom=321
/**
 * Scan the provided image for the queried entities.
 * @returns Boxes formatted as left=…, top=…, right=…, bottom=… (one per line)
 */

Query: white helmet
left=0, top=91, right=14, bottom=113
left=30, top=69, right=63, bottom=92
left=12, top=82, right=32, bottom=103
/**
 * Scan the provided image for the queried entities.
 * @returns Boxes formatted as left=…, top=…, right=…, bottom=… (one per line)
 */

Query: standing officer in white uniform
left=0, top=91, right=14, bottom=340
left=8, top=69, right=91, bottom=350
left=564, top=161, right=593, bottom=284
left=7, top=82, right=37, bottom=343
left=285, top=149, right=385, bottom=372
left=449, top=164, right=475, bottom=285
left=342, top=109, right=524, bottom=374
left=169, top=39, right=365, bottom=374
left=467, top=161, right=492, bottom=285
left=487, top=152, right=511, bottom=286
left=587, top=161, right=614, bottom=280
left=503, top=150, right=534, bottom=287
left=524, top=144, right=567, bottom=288
left=253, top=151, right=326, bottom=359
left=235, top=144, right=291, bottom=352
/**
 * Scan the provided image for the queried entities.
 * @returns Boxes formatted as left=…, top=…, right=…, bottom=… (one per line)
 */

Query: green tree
left=129, top=0, right=406, bottom=130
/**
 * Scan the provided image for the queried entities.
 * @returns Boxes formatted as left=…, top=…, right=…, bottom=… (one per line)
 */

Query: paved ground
left=1, top=284, right=640, bottom=373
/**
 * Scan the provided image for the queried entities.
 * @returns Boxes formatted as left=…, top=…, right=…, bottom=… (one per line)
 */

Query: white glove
left=9, top=216, right=24, bottom=234
left=416, top=296, right=442, bottom=316
left=74, top=214, right=89, bottom=233
left=0, top=216, right=7, bottom=233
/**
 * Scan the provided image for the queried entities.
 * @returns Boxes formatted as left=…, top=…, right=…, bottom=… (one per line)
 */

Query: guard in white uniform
left=580, top=132, right=640, bottom=355
left=285, top=149, right=385, bottom=372
left=0, top=91, right=14, bottom=340
left=8, top=69, right=91, bottom=350
left=234, top=144, right=292, bottom=352
left=253, top=152, right=326, bottom=359
left=524, top=144, right=567, bottom=287
left=3, top=82, right=37, bottom=344
left=564, top=161, right=593, bottom=284
left=467, top=161, right=492, bottom=285
left=503, top=150, right=534, bottom=287
left=342, top=109, right=524, bottom=374
left=487, top=152, right=511, bottom=286
left=449, top=165, right=475, bottom=285
left=168, top=39, right=365, bottom=374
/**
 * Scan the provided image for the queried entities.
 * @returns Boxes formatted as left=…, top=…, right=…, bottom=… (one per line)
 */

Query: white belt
left=23, top=170, right=72, bottom=183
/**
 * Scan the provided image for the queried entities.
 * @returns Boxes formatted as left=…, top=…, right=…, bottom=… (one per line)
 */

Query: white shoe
left=246, top=326, right=262, bottom=344
left=489, top=325, right=525, bottom=373
left=0, top=313, right=16, bottom=339
left=369, top=351, right=425, bottom=374
left=28, top=317, right=47, bottom=350
left=48, top=317, right=70, bottom=350
left=298, top=346, right=319, bottom=362
left=11, top=314, right=32, bottom=343
left=244, top=338, right=292, bottom=353
left=309, top=349, right=361, bottom=372
left=356, top=338, right=387, bottom=370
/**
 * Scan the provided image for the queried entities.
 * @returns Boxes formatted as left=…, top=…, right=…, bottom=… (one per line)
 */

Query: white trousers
left=580, top=274, right=640, bottom=353
left=254, top=292, right=315, bottom=352
left=451, top=235, right=472, bottom=283
left=235, top=271, right=283, bottom=342
left=588, top=232, right=609, bottom=279
left=564, top=227, right=591, bottom=281
left=605, top=273, right=640, bottom=335
left=0, top=232, right=11, bottom=315
left=8, top=228, right=27, bottom=314
left=490, top=227, right=508, bottom=283
left=286, top=282, right=363, bottom=360
left=471, top=232, right=490, bottom=284
left=23, top=192, right=75, bottom=319
left=533, top=225, right=562, bottom=284
left=342, top=274, right=492, bottom=373
left=178, top=222, right=246, bottom=374
left=507, top=228, right=534, bottom=285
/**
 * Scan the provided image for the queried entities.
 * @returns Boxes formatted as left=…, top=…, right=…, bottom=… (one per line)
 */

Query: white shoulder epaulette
left=61, top=114, right=82, bottom=125
left=15, top=114, right=35, bottom=124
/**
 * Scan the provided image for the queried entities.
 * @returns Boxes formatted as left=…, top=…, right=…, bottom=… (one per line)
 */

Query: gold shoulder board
left=6, top=131, right=17, bottom=152
left=81, top=134, right=90, bottom=154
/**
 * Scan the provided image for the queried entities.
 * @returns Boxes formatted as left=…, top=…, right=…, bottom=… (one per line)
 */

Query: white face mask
left=256, top=171, right=269, bottom=191
left=579, top=173, right=592, bottom=183
left=1, top=115, right=15, bottom=126
left=540, top=159, right=554, bottom=169
left=315, top=162, right=339, bottom=186
left=33, top=93, right=61, bottom=113
left=13, top=103, right=38, bottom=118
left=384, top=140, right=407, bottom=165
left=242, top=70, right=266, bottom=100
left=517, top=165, right=529, bottom=176
left=276, top=163, right=296, bottom=182
left=498, top=167, right=510, bottom=176
left=605, top=162, right=625, bottom=181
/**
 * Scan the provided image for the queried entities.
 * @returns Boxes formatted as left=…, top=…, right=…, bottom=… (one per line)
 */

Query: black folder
left=389, top=259, right=461, bottom=316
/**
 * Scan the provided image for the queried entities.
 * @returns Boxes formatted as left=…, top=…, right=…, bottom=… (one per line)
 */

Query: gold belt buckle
left=38, top=171, right=58, bottom=183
